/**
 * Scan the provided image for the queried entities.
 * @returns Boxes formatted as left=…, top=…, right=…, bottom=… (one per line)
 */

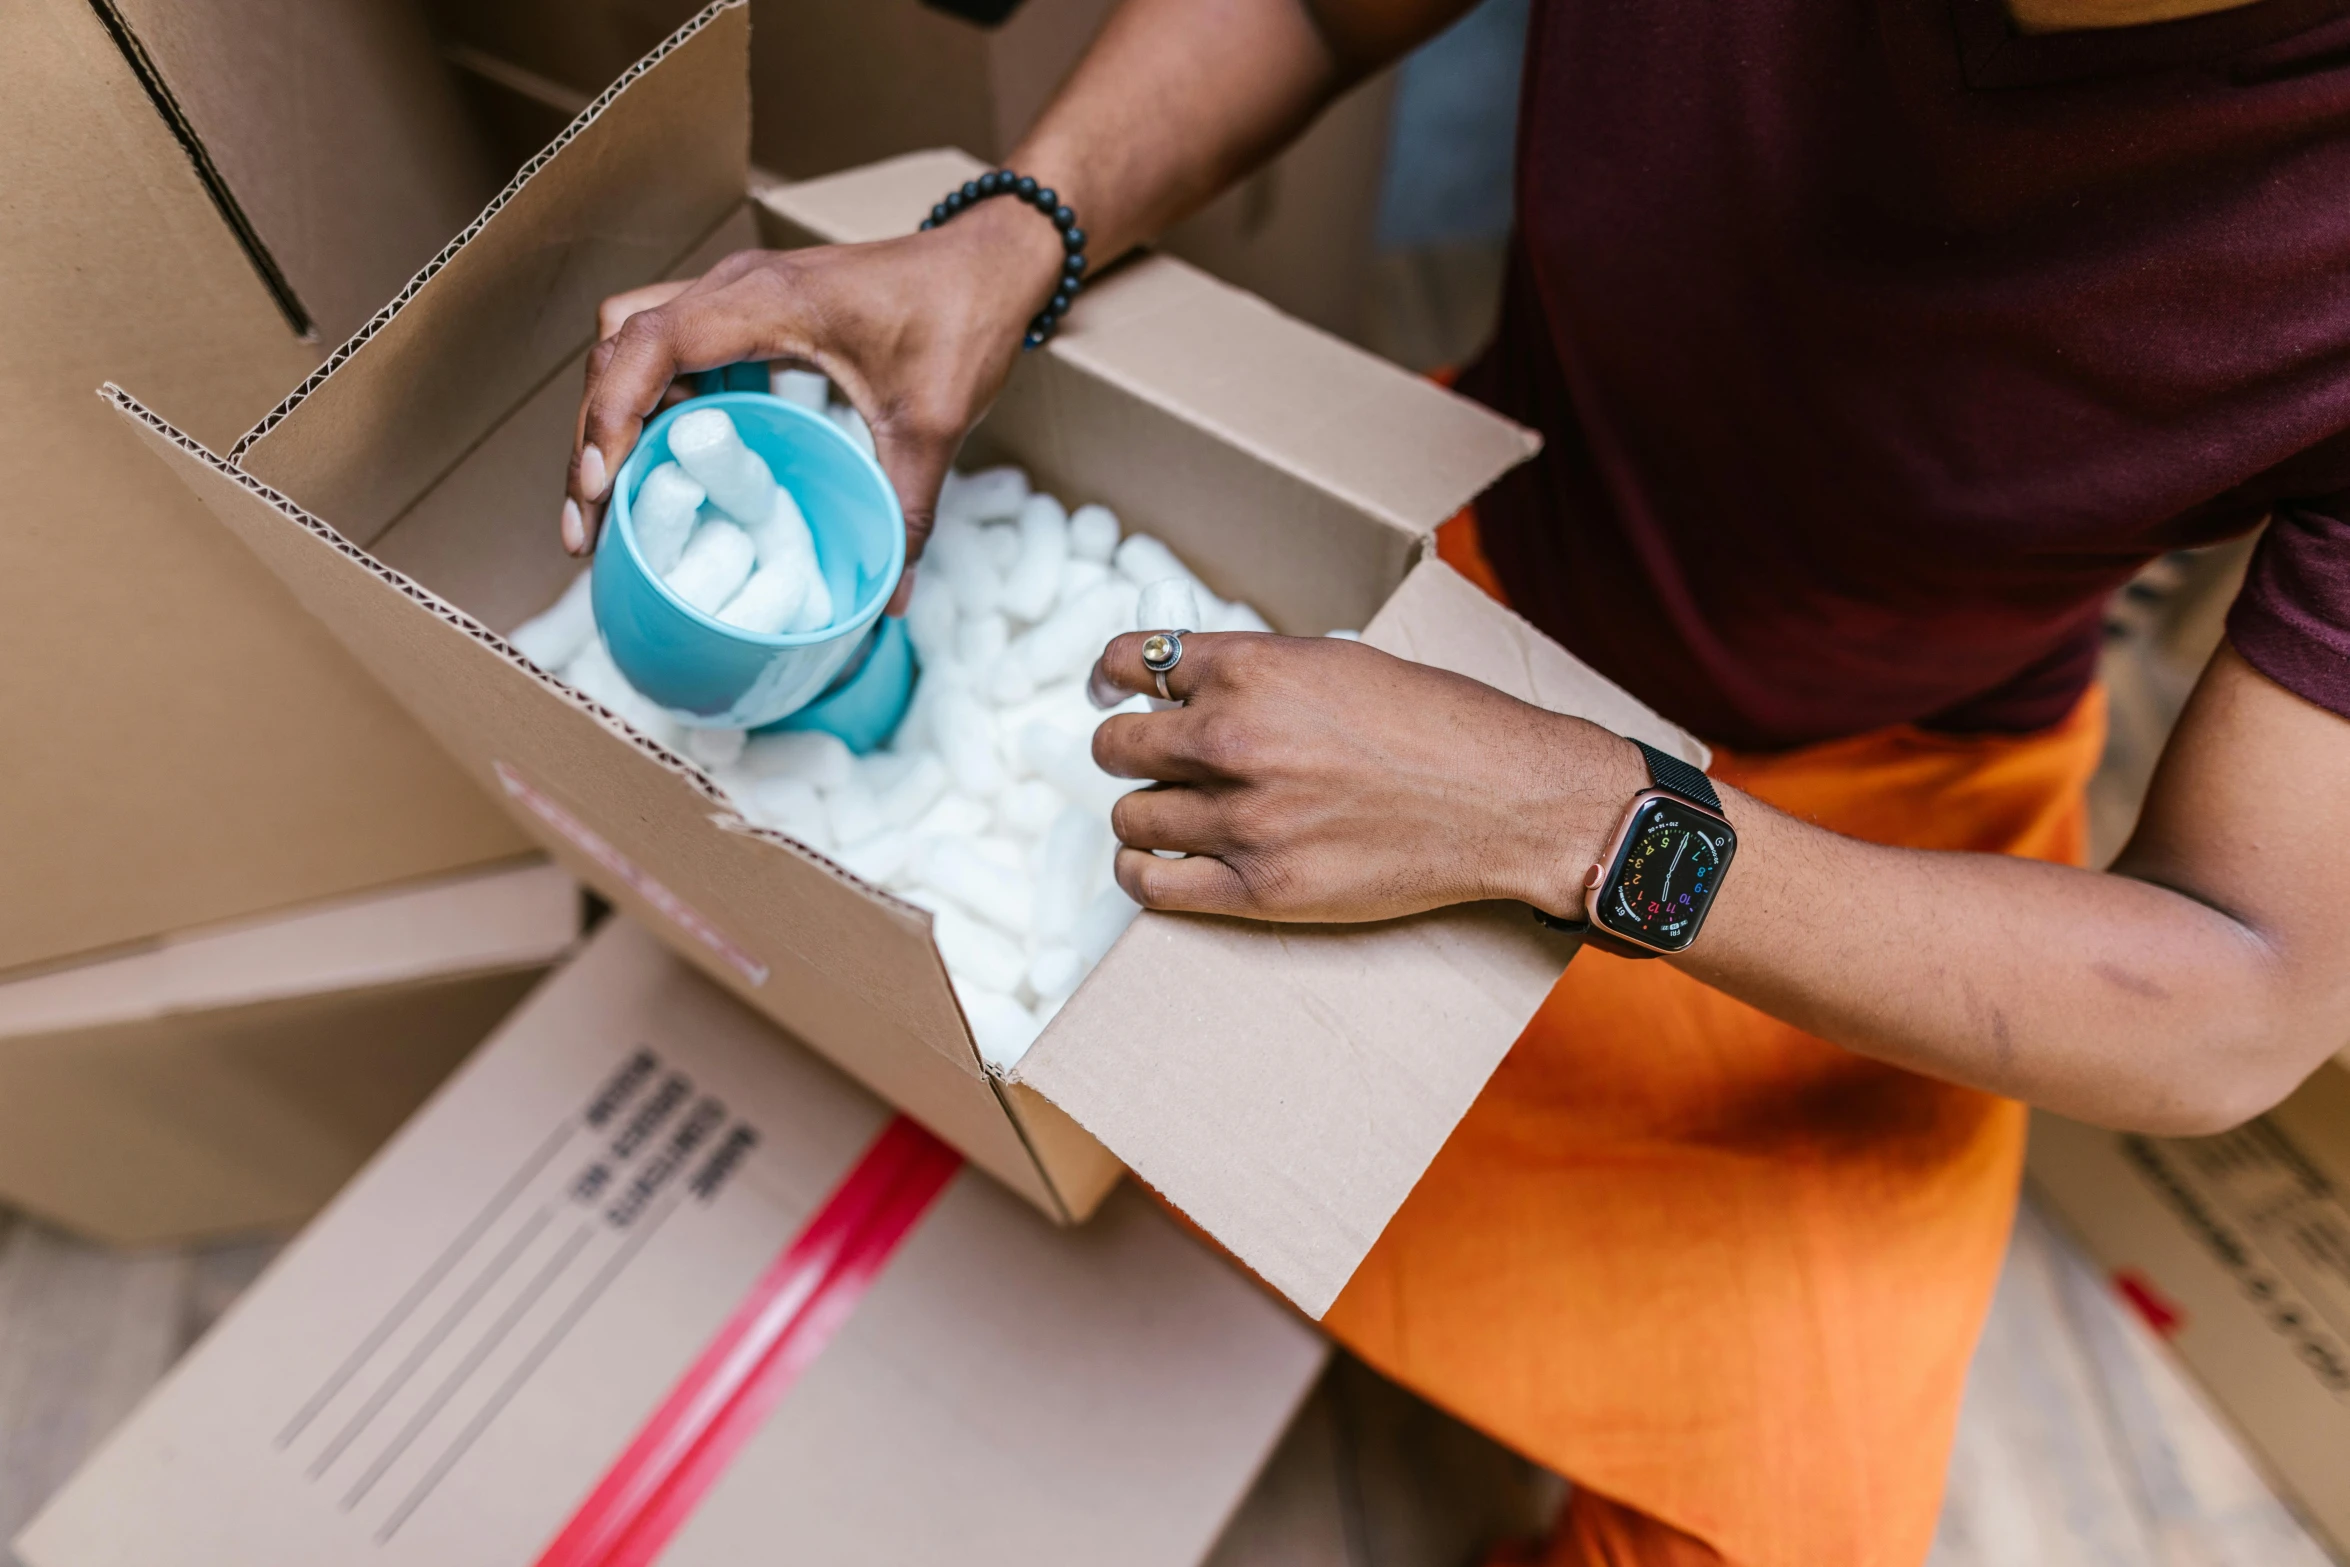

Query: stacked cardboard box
left=422, top=0, right=1394, bottom=338
left=2, top=0, right=598, bottom=1242
left=0, top=863, right=585, bottom=1246
left=18, top=919, right=1329, bottom=1567
left=2030, top=1063, right=2350, bottom=1559
left=3, top=0, right=534, bottom=978
left=97, top=3, right=1702, bottom=1322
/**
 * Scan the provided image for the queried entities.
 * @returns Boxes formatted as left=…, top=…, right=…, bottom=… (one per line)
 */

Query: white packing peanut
left=746, top=776, right=832, bottom=849
left=1113, top=533, right=1204, bottom=596
left=717, top=561, right=820, bottom=634
left=1137, top=578, right=1203, bottom=634
left=1205, top=597, right=1274, bottom=634
left=1072, top=883, right=1143, bottom=966
left=931, top=904, right=1024, bottom=992
left=904, top=572, right=959, bottom=666
left=508, top=569, right=596, bottom=671
left=825, top=781, right=886, bottom=847
left=1034, top=803, right=1114, bottom=941
left=738, top=729, right=855, bottom=790
left=835, top=828, right=911, bottom=884
left=1017, top=581, right=1134, bottom=687
left=770, top=366, right=830, bottom=411
left=681, top=726, right=747, bottom=769
left=936, top=691, right=1005, bottom=798
left=669, top=407, right=779, bottom=527
left=1066, top=502, right=1120, bottom=564
left=875, top=752, right=952, bottom=828
left=999, top=493, right=1069, bottom=622
left=1027, top=944, right=1085, bottom=1005
left=1019, top=722, right=1141, bottom=818
left=978, top=522, right=1021, bottom=576
left=663, top=518, right=757, bottom=614
left=955, top=610, right=1010, bottom=668
left=907, top=791, right=994, bottom=844
left=916, top=837, right=1033, bottom=936
left=995, top=778, right=1062, bottom=839
left=939, top=465, right=1029, bottom=526
left=960, top=989, right=1043, bottom=1073
left=560, top=638, right=683, bottom=749
left=631, top=462, right=707, bottom=576
left=927, top=517, right=1004, bottom=616
left=1053, top=558, right=1110, bottom=613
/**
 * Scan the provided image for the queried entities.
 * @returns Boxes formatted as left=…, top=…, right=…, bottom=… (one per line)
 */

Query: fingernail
left=578, top=444, right=609, bottom=501
left=561, top=497, right=584, bottom=555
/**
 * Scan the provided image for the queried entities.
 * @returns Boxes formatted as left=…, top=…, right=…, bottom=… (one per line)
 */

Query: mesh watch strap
left=1636, top=739, right=1719, bottom=810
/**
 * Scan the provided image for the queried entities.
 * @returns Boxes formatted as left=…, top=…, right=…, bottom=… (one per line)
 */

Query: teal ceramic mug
left=592, top=391, right=907, bottom=734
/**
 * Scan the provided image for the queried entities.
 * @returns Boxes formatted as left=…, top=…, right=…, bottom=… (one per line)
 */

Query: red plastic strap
left=534, top=1114, right=961, bottom=1567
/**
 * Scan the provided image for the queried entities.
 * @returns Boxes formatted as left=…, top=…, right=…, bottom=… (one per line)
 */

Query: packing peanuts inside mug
left=593, top=390, right=910, bottom=740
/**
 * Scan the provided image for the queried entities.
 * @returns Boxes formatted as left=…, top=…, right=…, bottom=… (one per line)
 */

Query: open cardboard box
left=0, top=861, right=584, bottom=1246
left=2029, top=1064, right=2350, bottom=1559
left=2, top=0, right=532, bottom=977
left=103, top=2, right=1703, bottom=1318
left=19, top=917, right=1327, bottom=1567
left=424, top=0, right=1394, bottom=337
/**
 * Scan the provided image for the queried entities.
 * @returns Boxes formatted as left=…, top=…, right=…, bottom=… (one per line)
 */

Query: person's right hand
left=561, top=197, right=1069, bottom=611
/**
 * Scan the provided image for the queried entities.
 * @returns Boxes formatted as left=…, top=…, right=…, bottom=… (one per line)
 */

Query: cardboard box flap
left=231, top=2, right=753, bottom=546
left=758, top=151, right=1540, bottom=540
left=1014, top=559, right=1705, bottom=1317
left=18, top=919, right=1324, bottom=1567
left=98, top=0, right=503, bottom=344
left=103, top=384, right=1070, bottom=1220
left=0, top=862, right=576, bottom=1039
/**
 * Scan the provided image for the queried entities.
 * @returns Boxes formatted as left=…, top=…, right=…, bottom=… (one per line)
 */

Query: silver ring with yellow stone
left=1140, top=629, right=1186, bottom=700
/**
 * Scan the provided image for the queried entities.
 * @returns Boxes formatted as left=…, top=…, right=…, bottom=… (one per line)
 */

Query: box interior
left=110, top=4, right=1716, bottom=1312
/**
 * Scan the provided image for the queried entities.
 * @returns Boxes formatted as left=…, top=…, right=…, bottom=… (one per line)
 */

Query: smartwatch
left=1534, top=739, right=1737, bottom=959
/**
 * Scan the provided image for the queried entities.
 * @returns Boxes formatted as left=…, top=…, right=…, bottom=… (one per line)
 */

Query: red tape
left=534, top=1115, right=962, bottom=1567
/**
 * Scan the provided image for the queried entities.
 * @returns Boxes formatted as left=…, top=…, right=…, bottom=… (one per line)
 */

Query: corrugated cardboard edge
left=0, top=861, right=578, bottom=1037
left=104, top=387, right=929, bottom=932
left=228, top=0, right=745, bottom=463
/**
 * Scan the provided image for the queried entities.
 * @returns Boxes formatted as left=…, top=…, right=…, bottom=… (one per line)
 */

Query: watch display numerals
left=1597, top=797, right=1736, bottom=952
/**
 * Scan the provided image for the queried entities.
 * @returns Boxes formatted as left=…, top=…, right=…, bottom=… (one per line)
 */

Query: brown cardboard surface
left=236, top=2, right=754, bottom=542
left=106, top=13, right=1702, bottom=1314
left=1015, top=559, right=1705, bottom=1315
left=18, top=918, right=1327, bottom=1567
left=2028, top=1070, right=2350, bottom=1559
left=0, top=0, right=531, bottom=976
left=102, top=0, right=502, bottom=344
left=0, top=863, right=582, bottom=1246
left=425, top=0, right=1390, bottom=333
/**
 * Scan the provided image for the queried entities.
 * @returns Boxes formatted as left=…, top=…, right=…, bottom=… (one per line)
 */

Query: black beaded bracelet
left=918, top=168, right=1088, bottom=351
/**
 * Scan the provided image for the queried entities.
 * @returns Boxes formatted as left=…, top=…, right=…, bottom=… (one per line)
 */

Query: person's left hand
left=1087, top=631, right=1647, bottom=922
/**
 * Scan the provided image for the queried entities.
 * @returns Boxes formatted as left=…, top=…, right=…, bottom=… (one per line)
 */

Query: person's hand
left=561, top=199, right=1068, bottom=609
left=1087, top=632, right=1650, bottom=922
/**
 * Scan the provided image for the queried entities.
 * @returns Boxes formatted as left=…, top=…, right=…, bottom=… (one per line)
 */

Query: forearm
left=1003, top=0, right=1440, bottom=264
left=1669, top=789, right=2298, bottom=1133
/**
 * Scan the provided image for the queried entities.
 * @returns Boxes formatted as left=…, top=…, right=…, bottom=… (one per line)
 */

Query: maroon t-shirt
left=1463, top=0, right=2350, bottom=750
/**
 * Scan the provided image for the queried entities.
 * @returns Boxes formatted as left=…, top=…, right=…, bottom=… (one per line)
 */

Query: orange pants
left=1325, top=517, right=2106, bottom=1567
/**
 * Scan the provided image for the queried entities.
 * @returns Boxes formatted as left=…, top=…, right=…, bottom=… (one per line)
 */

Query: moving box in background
left=19, top=918, right=1326, bottom=1567
left=1, top=0, right=531, bottom=978
left=2029, top=1063, right=2350, bottom=1561
left=100, top=3, right=1701, bottom=1323
left=0, top=862, right=584, bottom=1247
left=423, top=0, right=1393, bottom=338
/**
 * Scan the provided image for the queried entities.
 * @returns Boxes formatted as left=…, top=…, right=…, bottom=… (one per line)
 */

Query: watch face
left=1595, top=797, right=1736, bottom=953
